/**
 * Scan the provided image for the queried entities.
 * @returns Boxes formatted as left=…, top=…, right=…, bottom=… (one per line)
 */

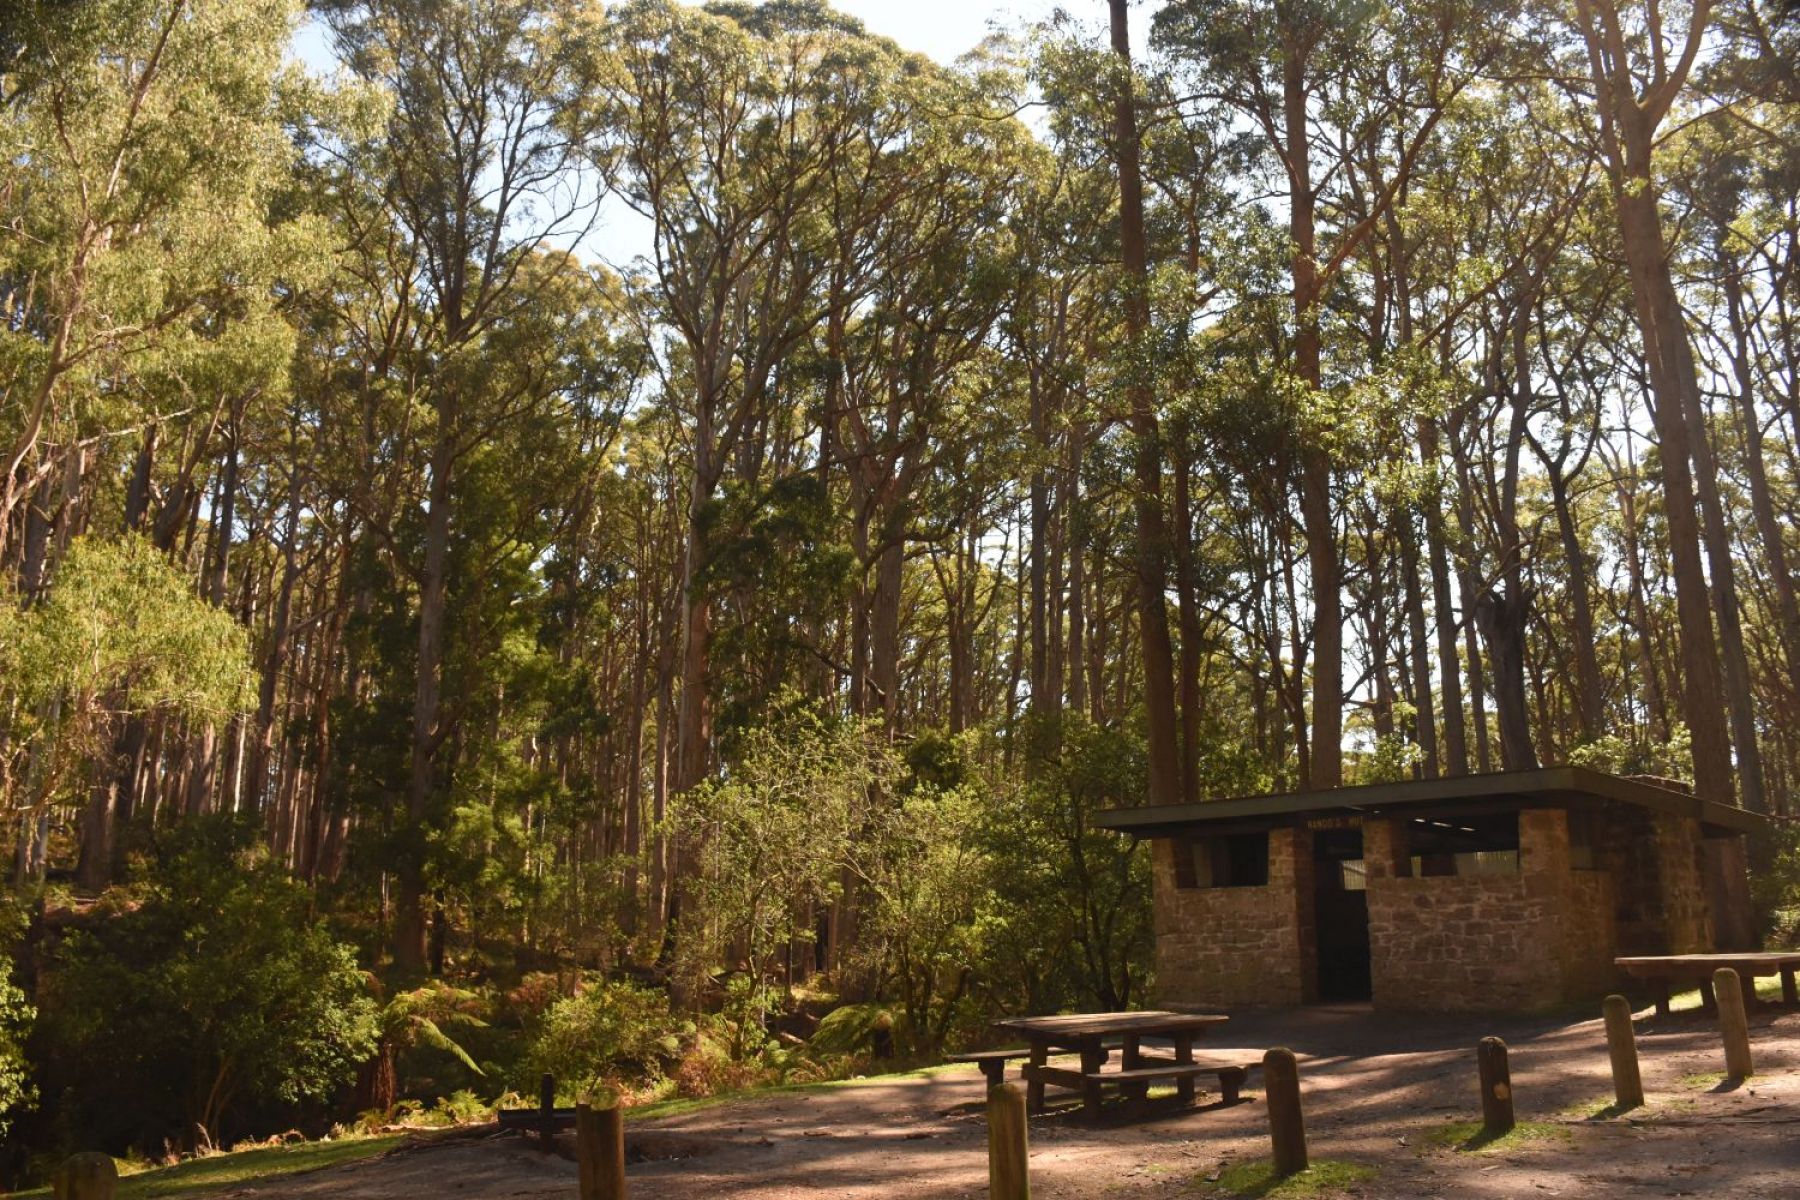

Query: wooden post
left=1714, top=967, right=1754, bottom=1080
left=52, top=1153, right=117, bottom=1200
left=987, top=1081, right=1030, bottom=1200
left=1602, top=995, right=1644, bottom=1109
left=1263, top=1047, right=1308, bottom=1178
left=576, top=1098, right=627, bottom=1200
left=1172, top=1030, right=1197, bottom=1104
left=1077, top=1038, right=1105, bottom=1121
left=538, top=1071, right=557, bottom=1150
left=1477, top=1037, right=1514, bottom=1134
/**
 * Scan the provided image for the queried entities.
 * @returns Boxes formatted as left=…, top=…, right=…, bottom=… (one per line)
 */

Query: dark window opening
left=1401, top=812, right=1520, bottom=878
left=1568, top=808, right=1602, bottom=870
left=1173, top=832, right=1270, bottom=889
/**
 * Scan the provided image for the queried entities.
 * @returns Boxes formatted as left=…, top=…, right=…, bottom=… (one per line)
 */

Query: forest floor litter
left=224, top=1004, right=1800, bottom=1198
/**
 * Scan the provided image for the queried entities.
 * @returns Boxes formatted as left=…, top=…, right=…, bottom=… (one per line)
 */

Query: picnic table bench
left=991, top=1010, right=1235, bottom=1120
left=948, top=1036, right=1146, bottom=1085
left=1615, top=952, right=1800, bottom=1016
left=947, top=1047, right=1032, bottom=1087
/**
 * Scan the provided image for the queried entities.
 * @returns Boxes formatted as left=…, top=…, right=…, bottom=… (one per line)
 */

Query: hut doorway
left=1311, top=827, right=1372, bottom=1002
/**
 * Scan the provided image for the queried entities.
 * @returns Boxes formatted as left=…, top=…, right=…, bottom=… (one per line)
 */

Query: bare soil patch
left=225, top=1004, right=1800, bottom=1198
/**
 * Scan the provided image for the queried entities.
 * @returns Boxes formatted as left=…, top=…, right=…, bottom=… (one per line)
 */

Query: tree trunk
left=1724, top=265, right=1800, bottom=713
left=398, top=424, right=455, bottom=974
left=1576, top=0, right=1734, bottom=803
left=1280, top=41, right=1341, bottom=788
left=1109, top=0, right=1182, bottom=807
left=1547, top=471, right=1604, bottom=739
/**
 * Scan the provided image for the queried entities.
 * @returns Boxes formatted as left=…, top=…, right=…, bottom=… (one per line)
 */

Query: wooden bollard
left=1263, top=1047, right=1308, bottom=1178
left=576, top=1097, right=627, bottom=1200
left=987, top=1081, right=1030, bottom=1200
left=538, top=1071, right=557, bottom=1150
left=1715, top=967, right=1754, bottom=1080
left=52, top=1153, right=117, bottom=1200
left=1477, top=1037, right=1514, bottom=1134
left=1602, top=995, right=1644, bottom=1109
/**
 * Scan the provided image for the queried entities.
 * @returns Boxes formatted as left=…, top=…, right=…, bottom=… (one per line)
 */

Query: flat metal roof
left=1092, top=765, right=1765, bottom=838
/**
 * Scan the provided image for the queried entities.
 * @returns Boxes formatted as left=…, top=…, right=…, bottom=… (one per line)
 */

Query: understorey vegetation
left=1, top=0, right=1797, bottom=1186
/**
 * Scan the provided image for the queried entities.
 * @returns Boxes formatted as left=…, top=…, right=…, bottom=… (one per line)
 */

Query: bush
left=525, top=976, right=683, bottom=1096
left=39, top=817, right=377, bottom=1150
left=0, top=951, right=33, bottom=1140
left=981, top=720, right=1154, bottom=1014
left=807, top=1003, right=902, bottom=1057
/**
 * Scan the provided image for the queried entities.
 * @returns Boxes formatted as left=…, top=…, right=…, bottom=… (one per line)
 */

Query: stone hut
left=1094, top=766, right=1762, bottom=1013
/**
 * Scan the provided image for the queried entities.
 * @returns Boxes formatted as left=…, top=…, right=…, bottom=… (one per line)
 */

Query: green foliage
left=524, top=976, right=683, bottom=1096
left=1, top=536, right=254, bottom=718
left=708, top=974, right=786, bottom=1064
left=39, top=818, right=378, bottom=1148
left=854, top=784, right=988, bottom=1051
left=8, top=1134, right=405, bottom=1199
left=0, top=535, right=255, bottom=811
left=1354, top=733, right=1424, bottom=785
left=0, top=0, right=321, bottom=548
left=981, top=720, right=1154, bottom=1015
left=380, top=982, right=489, bottom=1077
left=0, top=945, right=34, bottom=1140
left=1421, top=1119, right=1571, bottom=1153
left=1754, top=821, right=1800, bottom=944
left=671, top=705, right=896, bottom=989
left=807, top=1003, right=901, bottom=1057
left=1567, top=726, right=1694, bottom=784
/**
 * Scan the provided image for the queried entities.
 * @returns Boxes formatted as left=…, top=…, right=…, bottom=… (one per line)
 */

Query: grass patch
left=1421, top=1120, right=1570, bottom=1153
left=1679, top=1070, right=1728, bottom=1090
left=626, top=1059, right=973, bottom=1121
left=1204, top=1160, right=1377, bottom=1197
left=1665, top=976, right=1784, bottom=1013
left=1559, top=1094, right=1640, bottom=1121
left=14, top=1135, right=404, bottom=1198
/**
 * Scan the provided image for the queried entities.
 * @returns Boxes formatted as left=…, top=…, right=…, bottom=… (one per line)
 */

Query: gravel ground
left=232, top=1001, right=1800, bottom=1199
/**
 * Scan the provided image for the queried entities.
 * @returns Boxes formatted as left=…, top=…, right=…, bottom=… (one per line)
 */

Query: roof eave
left=1092, top=765, right=1767, bottom=838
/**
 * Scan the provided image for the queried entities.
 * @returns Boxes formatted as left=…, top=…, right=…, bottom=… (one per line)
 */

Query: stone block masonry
left=1366, top=810, right=1616, bottom=1013
left=1151, top=800, right=1728, bottom=1015
left=1152, top=828, right=1313, bottom=1007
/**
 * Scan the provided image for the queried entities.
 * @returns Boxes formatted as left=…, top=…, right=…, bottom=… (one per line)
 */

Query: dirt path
left=228, top=1005, right=1800, bottom=1198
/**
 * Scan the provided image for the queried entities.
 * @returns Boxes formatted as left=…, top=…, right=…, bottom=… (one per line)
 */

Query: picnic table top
left=1614, top=952, right=1800, bottom=971
left=994, top=1010, right=1230, bottom=1040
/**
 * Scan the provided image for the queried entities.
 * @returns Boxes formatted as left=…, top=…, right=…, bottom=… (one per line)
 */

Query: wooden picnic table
left=1615, top=952, right=1800, bottom=1016
left=993, top=1010, right=1231, bottom=1119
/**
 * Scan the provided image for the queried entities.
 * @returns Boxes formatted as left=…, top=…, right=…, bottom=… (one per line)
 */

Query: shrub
left=671, top=1036, right=765, bottom=1098
left=40, top=817, right=378, bottom=1149
left=808, top=1003, right=902, bottom=1057
left=525, top=976, right=683, bottom=1095
left=0, top=952, right=32, bottom=1139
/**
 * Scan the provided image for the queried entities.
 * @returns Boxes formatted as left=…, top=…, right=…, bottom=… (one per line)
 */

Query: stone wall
left=1704, top=837, right=1755, bottom=950
left=1366, top=810, right=1617, bottom=1012
left=1559, top=859, right=1619, bottom=1000
left=1151, top=801, right=1714, bottom=1014
left=1152, top=828, right=1312, bottom=1008
left=1656, top=815, right=1713, bottom=953
left=1603, top=807, right=1712, bottom=955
